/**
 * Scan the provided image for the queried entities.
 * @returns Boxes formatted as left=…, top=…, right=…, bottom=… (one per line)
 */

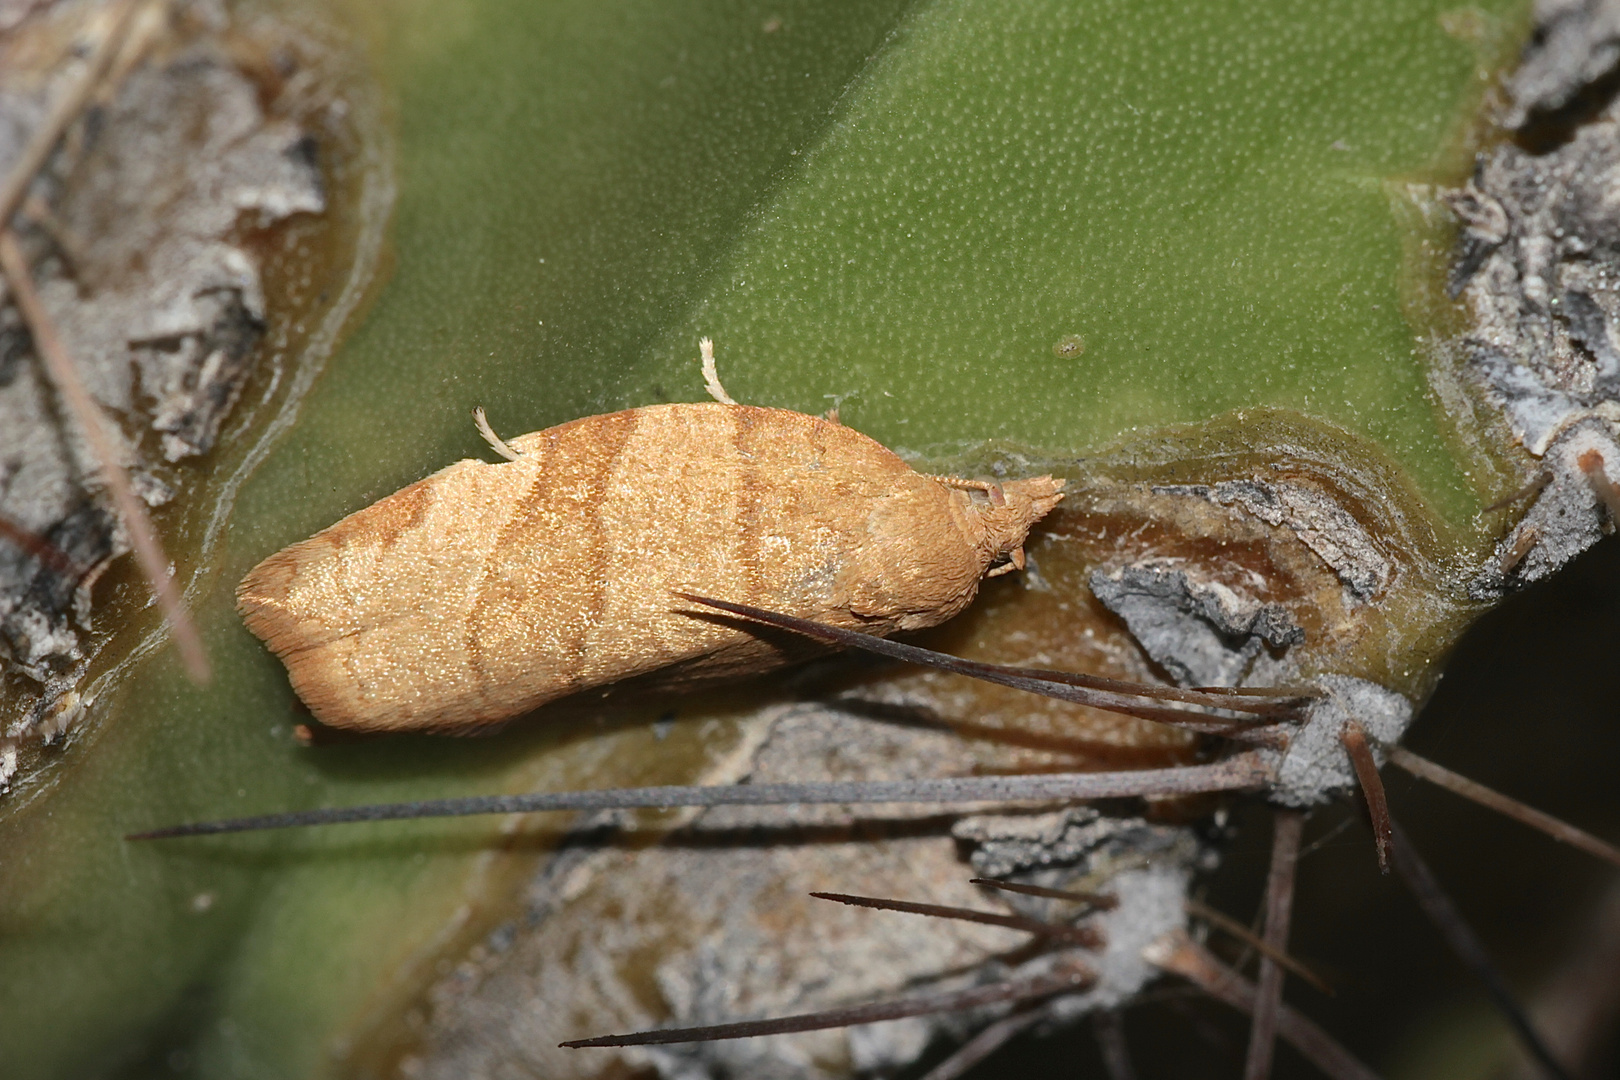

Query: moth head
left=969, top=475, right=1065, bottom=572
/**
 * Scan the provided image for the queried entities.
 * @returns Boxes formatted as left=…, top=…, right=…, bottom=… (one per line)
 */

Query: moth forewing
left=238, top=399, right=1064, bottom=733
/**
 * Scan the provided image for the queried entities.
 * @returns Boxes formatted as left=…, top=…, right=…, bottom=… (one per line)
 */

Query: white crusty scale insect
left=235, top=339, right=1065, bottom=733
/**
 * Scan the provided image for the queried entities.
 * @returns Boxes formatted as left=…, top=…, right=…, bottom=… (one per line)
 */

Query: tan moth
left=236, top=340, right=1065, bottom=733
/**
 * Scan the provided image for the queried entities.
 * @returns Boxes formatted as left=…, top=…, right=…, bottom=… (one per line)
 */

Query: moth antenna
left=918, top=1005, right=1049, bottom=1080
left=1091, top=1009, right=1137, bottom=1080
left=560, top=962, right=1097, bottom=1048
left=1243, top=808, right=1305, bottom=1080
left=0, top=231, right=210, bottom=685
left=971, top=878, right=1120, bottom=911
left=1386, top=745, right=1620, bottom=868
left=676, top=594, right=1313, bottom=732
left=1144, top=932, right=1379, bottom=1080
left=1387, top=820, right=1576, bottom=1080
left=698, top=336, right=737, bottom=405
left=1482, top=470, right=1552, bottom=513
left=809, top=890, right=1103, bottom=947
left=1578, top=448, right=1620, bottom=524
left=1339, top=719, right=1392, bottom=873
left=936, top=475, right=1007, bottom=506
left=1184, top=897, right=1333, bottom=996
left=124, top=752, right=1276, bottom=839
left=472, top=406, right=523, bottom=461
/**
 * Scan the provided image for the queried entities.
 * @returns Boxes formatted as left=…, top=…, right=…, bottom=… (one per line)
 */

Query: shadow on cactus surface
left=5, top=0, right=1620, bottom=1078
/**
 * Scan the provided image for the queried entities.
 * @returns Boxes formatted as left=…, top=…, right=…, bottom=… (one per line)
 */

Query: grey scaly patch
left=1266, top=674, right=1413, bottom=808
